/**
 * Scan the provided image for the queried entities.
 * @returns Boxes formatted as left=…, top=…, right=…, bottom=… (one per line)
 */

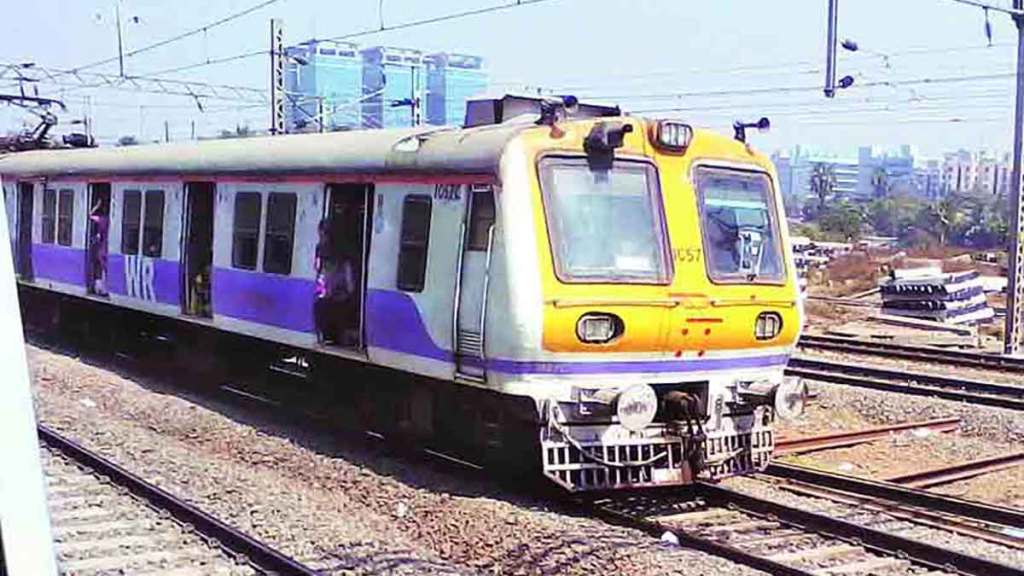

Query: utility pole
left=950, top=0, right=1024, bottom=355
left=1008, top=0, right=1024, bottom=355
left=269, top=18, right=285, bottom=135
left=164, top=120, right=169, bottom=142
left=823, top=0, right=839, bottom=98
left=115, top=2, right=125, bottom=78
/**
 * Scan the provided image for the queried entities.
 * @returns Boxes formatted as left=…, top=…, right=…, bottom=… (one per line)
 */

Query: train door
left=454, top=185, right=496, bottom=378
left=15, top=182, right=33, bottom=280
left=182, top=182, right=215, bottom=317
left=85, top=183, right=111, bottom=295
left=316, top=183, right=372, bottom=349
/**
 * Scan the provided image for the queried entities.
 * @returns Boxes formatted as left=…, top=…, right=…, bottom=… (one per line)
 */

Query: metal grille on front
left=541, top=436, right=688, bottom=491
left=701, top=428, right=774, bottom=480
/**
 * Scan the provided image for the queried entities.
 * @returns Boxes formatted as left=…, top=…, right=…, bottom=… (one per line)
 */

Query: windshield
left=696, top=167, right=784, bottom=283
left=539, top=158, right=671, bottom=284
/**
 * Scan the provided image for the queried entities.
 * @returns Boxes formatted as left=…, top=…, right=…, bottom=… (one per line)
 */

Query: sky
left=0, top=0, right=1021, bottom=157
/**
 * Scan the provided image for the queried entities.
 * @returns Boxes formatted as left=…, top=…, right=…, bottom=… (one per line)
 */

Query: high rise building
left=361, top=46, right=426, bottom=129
left=425, top=53, right=487, bottom=126
left=285, top=41, right=488, bottom=131
left=284, top=40, right=362, bottom=131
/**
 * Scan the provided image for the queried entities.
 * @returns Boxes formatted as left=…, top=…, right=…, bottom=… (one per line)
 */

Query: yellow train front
left=489, top=104, right=805, bottom=491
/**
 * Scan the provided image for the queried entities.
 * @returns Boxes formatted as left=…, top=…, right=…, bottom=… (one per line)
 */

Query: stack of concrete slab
left=879, top=268, right=994, bottom=325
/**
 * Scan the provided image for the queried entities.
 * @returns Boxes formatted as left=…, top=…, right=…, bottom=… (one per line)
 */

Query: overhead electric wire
left=134, top=0, right=564, bottom=79
left=69, top=0, right=286, bottom=73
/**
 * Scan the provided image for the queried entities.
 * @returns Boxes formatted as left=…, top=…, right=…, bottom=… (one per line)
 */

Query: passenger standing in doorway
left=88, top=199, right=109, bottom=295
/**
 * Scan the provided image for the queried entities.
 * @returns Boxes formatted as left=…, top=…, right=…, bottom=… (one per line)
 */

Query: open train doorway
left=15, top=182, right=33, bottom=280
left=86, top=183, right=111, bottom=295
left=183, top=182, right=214, bottom=317
left=316, top=183, right=373, bottom=349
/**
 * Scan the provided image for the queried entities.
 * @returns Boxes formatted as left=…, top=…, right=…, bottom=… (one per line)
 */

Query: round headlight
left=616, top=384, right=658, bottom=432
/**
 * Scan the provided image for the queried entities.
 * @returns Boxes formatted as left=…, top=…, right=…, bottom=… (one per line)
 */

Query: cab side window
left=57, top=189, right=74, bottom=246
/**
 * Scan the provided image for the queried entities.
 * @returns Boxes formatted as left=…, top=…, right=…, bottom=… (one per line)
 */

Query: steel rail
left=765, top=462, right=1024, bottom=529
left=37, top=425, right=320, bottom=576
left=786, top=357, right=1024, bottom=410
left=799, top=334, right=1024, bottom=372
left=775, top=417, right=961, bottom=455
left=698, top=482, right=1024, bottom=576
left=580, top=493, right=820, bottom=576
left=884, top=450, right=1024, bottom=488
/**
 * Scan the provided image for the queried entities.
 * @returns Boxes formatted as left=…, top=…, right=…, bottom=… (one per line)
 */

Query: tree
left=117, top=135, right=139, bottom=147
left=819, top=203, right=864, bottom=241
left=808, top=162, right=837, bottom=216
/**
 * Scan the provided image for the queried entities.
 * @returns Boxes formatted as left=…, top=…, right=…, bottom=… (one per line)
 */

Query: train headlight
left=576, top=313, right=623, bottom=344
left=651, top=120, right=693, bottom=152
left=755, top=312, right=783, bottom=340
left=616, top=384, right=658, bottom=432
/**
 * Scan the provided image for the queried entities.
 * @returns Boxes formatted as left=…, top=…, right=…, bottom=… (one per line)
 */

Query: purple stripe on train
left=107, top=254, right=181, bottom=307
left=364, top=289, right=790, bottom=375
left=32, top=244, right=86, bottom=286
left=212, top=267, right=316, bottom=333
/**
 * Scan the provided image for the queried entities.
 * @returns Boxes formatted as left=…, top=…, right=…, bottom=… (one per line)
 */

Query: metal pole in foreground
left=269, top=18, right=285, bottom=135
left=823, top=0, right=839, bottom=98
left=1006, top=0, right=1024, bottom=356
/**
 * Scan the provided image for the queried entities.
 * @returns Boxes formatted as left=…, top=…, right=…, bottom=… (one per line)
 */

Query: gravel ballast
left=778, top=378, right=1024, bottom=508
left=28, top=344, right=763, bottom=576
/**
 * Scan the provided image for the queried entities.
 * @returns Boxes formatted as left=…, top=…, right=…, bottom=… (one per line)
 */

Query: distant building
left=940, top=149, right=1010, bottom=196
left=284, top=41, right=488, bottom=132
left=771, top=146, right=858, bottom=207
left=857, top=146, right=916, bottom=199
left=425, top=53, right=487, bottom=127
left=361, top=46, right=425, bottom=129
left=284, top=40, right=362, bottom=131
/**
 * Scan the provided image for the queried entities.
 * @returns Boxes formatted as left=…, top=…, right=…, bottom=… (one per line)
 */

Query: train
left=1, top=94, right=806, bottom=491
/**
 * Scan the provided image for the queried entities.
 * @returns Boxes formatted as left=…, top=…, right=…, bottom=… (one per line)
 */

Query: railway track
left=583, top=482, right=1023, bottom=576
left=799, top=334, right=1024, bottom=373
left=39, top=425, right=319, bottom=576
left=786, top=356, right=1024, bottom=410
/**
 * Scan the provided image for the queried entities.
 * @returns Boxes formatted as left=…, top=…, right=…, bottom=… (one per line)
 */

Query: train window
left=397, top=195, right=432, bottom=292
left=41, top=189, right=56, bottom=244
left=57, top=189, right=74, bottom=246
left=539, top=158, right=671, bottom=284
left=121, top=190, right=142, bottom=254
left=263, top=192, right=296, bottom=275
left=143, top=190, right=165, bottom=258
left=466, top=188, right=495, bottom=251
left=232, top=192, right=262, bottom=270
left=695, top=167, right=784, bottom=284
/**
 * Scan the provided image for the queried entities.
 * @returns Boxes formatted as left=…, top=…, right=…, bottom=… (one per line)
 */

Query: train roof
left=0, top=121, right=531, bottom=179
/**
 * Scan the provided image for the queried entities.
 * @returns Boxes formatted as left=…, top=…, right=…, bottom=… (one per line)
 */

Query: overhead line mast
left=951, top=0, right=1024, bottom=355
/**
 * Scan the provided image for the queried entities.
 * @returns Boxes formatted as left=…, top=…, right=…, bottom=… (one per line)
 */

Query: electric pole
left=269, top=18, right=285, bottom=135
left=949, top=0, right=1024, bottom=355
left=1008, top=0, right=1024, bottom=355
left=116, top=2, right=125, bottom=78
left=823, top=0, right=839, bottom=97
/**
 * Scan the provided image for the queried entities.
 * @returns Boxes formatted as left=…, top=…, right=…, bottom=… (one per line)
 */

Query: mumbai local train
left=0, top=95, right=805, bottom=491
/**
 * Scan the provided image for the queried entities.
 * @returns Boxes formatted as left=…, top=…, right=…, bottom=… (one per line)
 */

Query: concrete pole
left=1006, top=0, right=1024, bottom=355
left=0, top=177, right=58, bottom=575
left=823, top=0, right=839, bottom=98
